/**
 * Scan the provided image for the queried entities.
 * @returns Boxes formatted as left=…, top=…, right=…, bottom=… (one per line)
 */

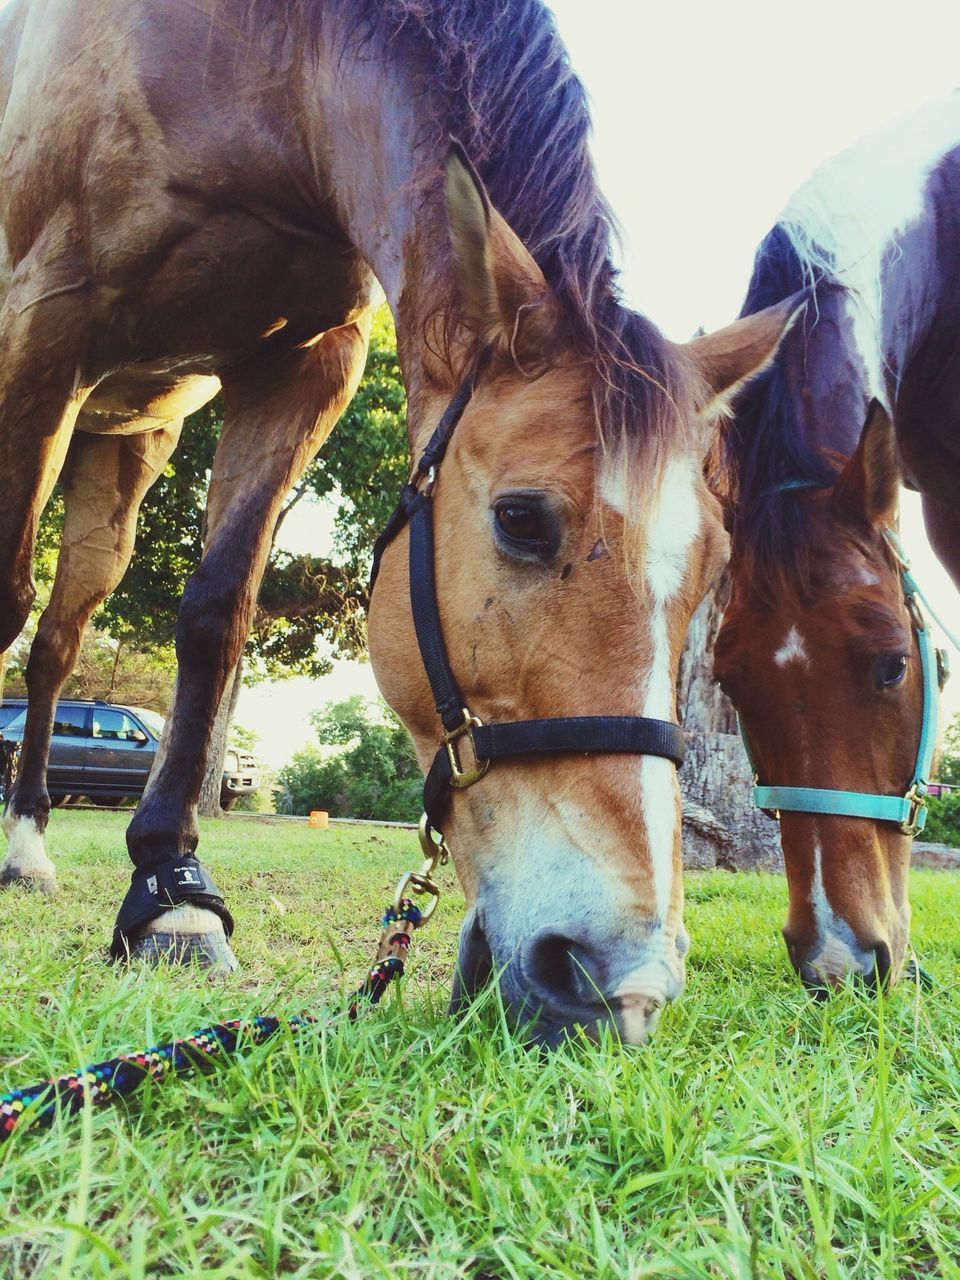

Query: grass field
left=1, top=811, right=959, bottom=1279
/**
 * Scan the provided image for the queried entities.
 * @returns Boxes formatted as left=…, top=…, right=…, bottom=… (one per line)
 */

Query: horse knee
left=176, top=563, right=247, bottom=672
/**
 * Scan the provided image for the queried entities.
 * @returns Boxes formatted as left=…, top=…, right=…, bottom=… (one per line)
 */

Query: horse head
left=369, top=151, right=799, bottom=1044
left=717, top=403, right=930, bottom=991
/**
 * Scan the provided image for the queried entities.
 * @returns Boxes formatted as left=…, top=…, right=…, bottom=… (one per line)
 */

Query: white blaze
left=807, top=838, right=860, bottom=981
left=638, top=455, right=701, bottom=918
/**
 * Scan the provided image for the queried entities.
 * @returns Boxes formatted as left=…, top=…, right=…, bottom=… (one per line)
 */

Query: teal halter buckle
left=744, top=527, right=943, bottom=838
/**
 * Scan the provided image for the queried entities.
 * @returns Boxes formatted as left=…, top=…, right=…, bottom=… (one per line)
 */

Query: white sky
left=244, top=0, right=960, bottom=765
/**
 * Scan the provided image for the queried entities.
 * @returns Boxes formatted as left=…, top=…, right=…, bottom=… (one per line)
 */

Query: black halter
left=369, top=353, right=686, bottom=846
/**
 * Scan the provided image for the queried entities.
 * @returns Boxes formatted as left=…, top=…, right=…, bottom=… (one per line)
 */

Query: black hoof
left=0, top=866, right=57, bottom=894
left=126, top=930, right=239, bottom=973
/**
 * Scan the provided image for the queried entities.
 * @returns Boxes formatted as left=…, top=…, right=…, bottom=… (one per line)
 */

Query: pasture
left=0, top=813, right=958, bottom=1278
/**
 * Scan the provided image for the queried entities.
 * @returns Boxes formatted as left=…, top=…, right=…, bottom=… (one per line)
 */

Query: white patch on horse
left=641, top=456, right=701, bottom=919
left=598, top=455, right=627, bottom=515
left=779, top=93, right=960, bottom=402
left=807, top=839, right=861, bottom=982
left=773, top=625, right=809, bottom=668
left=615, top=949, right=685, bottom=1042
left=140, top=904, right=226, bottom=938
left=1, top=813, right=56, bottom=883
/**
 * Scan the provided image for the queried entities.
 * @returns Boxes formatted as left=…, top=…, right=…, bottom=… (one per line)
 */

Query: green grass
left=1, top=812, right=959, bottom=1279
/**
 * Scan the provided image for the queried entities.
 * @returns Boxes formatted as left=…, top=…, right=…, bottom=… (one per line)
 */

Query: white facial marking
left=773, top=625, right=809, bottom=668
left=614, top=951, right=684, bottom=1042
left=641, top=456, right=701, bottom=919
left=598, top=456, right=627, bottom=514
left=807, top=839, right=862, bottom=981
left=779, top=94, right=960, bottom=403
left=1, top=814, right=56, bottom=883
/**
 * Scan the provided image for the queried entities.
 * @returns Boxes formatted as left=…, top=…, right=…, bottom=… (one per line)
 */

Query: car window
left=130, top=707, right=164, bottom=737
left=53, top=706, right=89, bottom=737
left=92, top=709, right=145, bottom=742
left=1, top=708, right=26, bottom=732
left=0, top=705, right=25, bottom=730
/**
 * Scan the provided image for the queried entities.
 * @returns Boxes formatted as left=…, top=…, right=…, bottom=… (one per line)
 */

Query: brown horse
left=715, top=96, right=960, bottom=992
left=0, top=0, right=793, bottom=1044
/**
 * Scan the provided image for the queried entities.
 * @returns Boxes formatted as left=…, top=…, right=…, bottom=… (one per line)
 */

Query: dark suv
left=0, top=699, right=259, bottom=809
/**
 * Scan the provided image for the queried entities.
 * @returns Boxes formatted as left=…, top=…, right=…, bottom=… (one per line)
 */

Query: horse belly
left=77, top=368, right=221, bottom=435
left=1, top=0, right=370, bottom=375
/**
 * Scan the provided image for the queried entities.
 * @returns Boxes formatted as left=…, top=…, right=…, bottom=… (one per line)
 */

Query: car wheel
left=220, top=795, right=238, bottom=812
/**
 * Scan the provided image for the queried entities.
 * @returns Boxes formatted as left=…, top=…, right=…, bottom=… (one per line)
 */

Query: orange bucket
left=307, top=810, right=329, bottom=830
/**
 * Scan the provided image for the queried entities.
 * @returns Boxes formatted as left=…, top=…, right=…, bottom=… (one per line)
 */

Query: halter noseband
left=744, top=526, right=943, bottom=838
left=369, top=352, right=686, bottom=867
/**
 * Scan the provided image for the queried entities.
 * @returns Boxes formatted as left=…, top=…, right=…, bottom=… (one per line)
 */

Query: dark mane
left=254, top=0, right=693, bottom=464
left=723, top=224, right=842, bottom=597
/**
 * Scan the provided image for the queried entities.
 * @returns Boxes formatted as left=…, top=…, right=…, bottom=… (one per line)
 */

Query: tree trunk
left=680, top=731, right=784, bottom=871
left=676, top=573, right=783, bottom=870
left=197, top=658, right=244, bottom=818
left=676, top=567, right=737, bottom=735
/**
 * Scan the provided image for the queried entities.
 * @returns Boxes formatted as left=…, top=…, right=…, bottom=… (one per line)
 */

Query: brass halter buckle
left=393, top=814, right=450, bottom=922
left=442, top=707, right=490, bottom=788
left=900, top=784, right=928, bottom=838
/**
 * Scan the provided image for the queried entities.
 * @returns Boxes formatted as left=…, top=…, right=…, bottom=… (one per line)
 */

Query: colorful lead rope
left=1, top=899, right=423, bottom=1145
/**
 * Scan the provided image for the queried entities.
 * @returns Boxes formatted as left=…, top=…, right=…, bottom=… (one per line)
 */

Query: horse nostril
left=524, top=931, right=605, bottom=1005
left=869, top=941, right=892, bottom=988
left=799, top=963, right=831, bottom=1000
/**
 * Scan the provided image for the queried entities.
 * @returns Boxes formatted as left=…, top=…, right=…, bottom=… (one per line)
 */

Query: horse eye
left=495, top=503, right=543, bottom=543
left=876, top=654, right=908, bottom=689
left=492, top=498, right=558, bottom=564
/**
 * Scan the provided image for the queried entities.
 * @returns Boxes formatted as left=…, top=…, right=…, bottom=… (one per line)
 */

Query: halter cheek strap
left=369, top=352, right=686, bottom=854
left=745, top=528, right=942, bottom=837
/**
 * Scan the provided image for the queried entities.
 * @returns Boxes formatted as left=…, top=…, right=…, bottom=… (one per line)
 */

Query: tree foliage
left=3, top=625, right=176, bottom=711
left=921, top=791, right=960, bottom=846
left=933, top=711, right=960, bottom=786
left=273, top=696, right=420, bottom=822
left=305, top=306, right=410, bottom=579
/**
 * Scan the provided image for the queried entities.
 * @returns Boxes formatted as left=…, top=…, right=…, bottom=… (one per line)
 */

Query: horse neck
left=302, top=16, right=462, bottom=420
left=780, top=288, right=876, bottom=459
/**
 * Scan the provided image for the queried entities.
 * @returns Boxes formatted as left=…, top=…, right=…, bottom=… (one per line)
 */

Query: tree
left=274, top=696, right=421, bottom=822
left=301, top=306, right=410, bottom=582
left=921, top=791, right=960, bottom=846
left=934, top=711, right=960, bottom=785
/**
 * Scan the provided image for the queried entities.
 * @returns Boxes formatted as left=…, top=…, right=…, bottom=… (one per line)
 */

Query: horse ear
left=679, top=292, right=807, bottom=412
left=444, top=143, right=556, bottom=362
left=833, top=400, right=900, bottom=526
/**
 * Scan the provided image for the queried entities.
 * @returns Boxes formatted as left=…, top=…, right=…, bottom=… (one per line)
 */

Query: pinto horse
left=715, top=95, right=960, bottom=991
left=0, top=0, right=793, bottom=1044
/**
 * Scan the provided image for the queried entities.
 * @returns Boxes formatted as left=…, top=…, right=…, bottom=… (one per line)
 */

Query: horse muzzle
left=451, top=906, right=686, bottom=1046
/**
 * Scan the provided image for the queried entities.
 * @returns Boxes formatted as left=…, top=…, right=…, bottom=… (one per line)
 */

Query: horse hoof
left=127, top=929, right=239, bottom=973
left=0, top=866, right=57, bottom=894
left=124, top=906, right=238, bottom=973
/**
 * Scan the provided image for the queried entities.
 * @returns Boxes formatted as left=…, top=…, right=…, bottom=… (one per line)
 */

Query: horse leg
left=920, top=494, right=960, bottom=593
left=115, top=318, right=370, bottom=968
left=2, top=425, right=181, bottom=891
left=0, top=234, right=92, bottom=653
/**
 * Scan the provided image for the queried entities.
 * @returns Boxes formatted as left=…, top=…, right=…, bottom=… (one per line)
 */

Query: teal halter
left=744, top=527, right=945, bottom=838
